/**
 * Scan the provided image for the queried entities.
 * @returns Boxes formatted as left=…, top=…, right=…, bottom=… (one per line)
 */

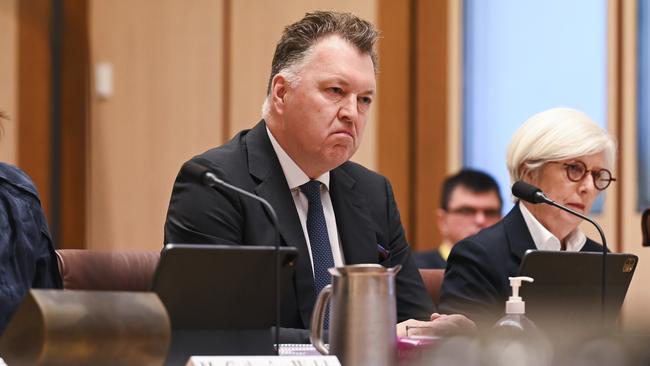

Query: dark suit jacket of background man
left=437, top=203, right=603, bottom=328
left=164, top=120, right=434, bottom=330
left=414, top=249, right=447, bottom=269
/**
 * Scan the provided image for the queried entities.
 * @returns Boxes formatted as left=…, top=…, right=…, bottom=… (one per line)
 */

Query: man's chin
left=325, top=147, right=355, bottom=166
left=325, top=157, right=350, bottom=171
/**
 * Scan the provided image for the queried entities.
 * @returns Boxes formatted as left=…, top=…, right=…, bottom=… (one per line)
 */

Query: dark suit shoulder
left=447, top=224, right=512, bottom=285
left=188, top=121, right=278, bottom=192
left=190, top=128, right=252, bottom=176
left=450, top=215, right=515, bottom=263
left=582, top=238, right=605, bottom=252
left=0, top=163, right=41, bottom=202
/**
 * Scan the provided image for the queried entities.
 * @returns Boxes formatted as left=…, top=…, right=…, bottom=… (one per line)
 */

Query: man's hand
left=396, top=313, right=477, bottom=337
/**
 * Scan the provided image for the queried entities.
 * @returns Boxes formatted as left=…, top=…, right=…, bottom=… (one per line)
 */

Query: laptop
left=517, top=250, right=637, bottom=331
left=152, top=244, right=299, bottom=361
left=151, top=243, right=298, bottom=330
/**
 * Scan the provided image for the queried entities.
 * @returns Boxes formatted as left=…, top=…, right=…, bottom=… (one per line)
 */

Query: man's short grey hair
left=506, top=107, right=617, bottom=186
left=261, top=52, right=311, bottom=117
left=261, top=11, right=379, bottom=118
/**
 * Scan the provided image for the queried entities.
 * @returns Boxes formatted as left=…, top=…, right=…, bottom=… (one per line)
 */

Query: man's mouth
left=332, top=130, right=354, bottom=139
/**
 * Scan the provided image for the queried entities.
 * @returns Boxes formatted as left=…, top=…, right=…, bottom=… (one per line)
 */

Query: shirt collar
left=266, top=126, right=330, bottom=190
left=438, top=241, right=453, bottom=261
left=519, top=203, right=586, bottom=251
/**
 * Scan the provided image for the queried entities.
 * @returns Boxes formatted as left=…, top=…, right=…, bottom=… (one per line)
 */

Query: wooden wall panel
left=17, top=0, right=51, bottom=216
left=377, top=0, right=412, bottom=240
left=59, top=0, right=89, bottom=249
left=577, top=0, right=622, bottom=251
left=0, top=0, right=17, bottom=163
left=447, top=0, right=463, bottom=173
left=413, top=0, right=449, bottom=250
left=618, top=0, right=650, bottom=331
left=229, top=0, right=377, bottom=170
left=88, top=0, right=224, bottom=250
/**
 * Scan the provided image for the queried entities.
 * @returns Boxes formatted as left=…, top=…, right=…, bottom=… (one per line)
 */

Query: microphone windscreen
left=512, top=181, right=545, bottom=204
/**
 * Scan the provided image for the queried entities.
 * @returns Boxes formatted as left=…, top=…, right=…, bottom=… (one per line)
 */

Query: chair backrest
left=418, top=268, right=445, bottom=305
left=641, top=208, right=650, bottom=247
left=56, top=249, right=160, bottom=291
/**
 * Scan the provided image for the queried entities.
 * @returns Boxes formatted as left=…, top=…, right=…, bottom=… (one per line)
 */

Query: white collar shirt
left=519, top=203, right=586, bottom=252
left=266, top=126, right=344, bottom=274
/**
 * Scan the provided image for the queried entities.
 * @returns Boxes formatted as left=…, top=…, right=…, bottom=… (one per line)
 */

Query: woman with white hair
left=437, top=107, right=616, bottom=328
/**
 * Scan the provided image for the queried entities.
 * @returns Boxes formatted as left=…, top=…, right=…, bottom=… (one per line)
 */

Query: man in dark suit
left=414, top=169, right=502, bottom=269
left=164, top=11, right=474, bottom=340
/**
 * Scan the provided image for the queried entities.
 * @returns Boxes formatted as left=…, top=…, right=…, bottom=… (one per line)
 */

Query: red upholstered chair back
left=418, top=268, right=445, bottom=305
left=56, top=249, right=160, bottom=291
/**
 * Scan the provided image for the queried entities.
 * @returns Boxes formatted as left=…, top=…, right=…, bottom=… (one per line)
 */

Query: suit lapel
left=330, top=167, right=377, bottom=264
left=245, top=121, right=315, bottom=327
left=504, top=204, right=537, bottom=262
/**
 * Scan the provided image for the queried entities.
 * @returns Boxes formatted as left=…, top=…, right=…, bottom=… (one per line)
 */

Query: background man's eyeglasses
left=447, top=206, right=501, bottom=219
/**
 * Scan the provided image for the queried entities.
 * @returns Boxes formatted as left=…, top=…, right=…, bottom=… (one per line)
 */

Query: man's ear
left=436, top=208, right=449, bottom=237
left=270, top=74, right=289, bottom=114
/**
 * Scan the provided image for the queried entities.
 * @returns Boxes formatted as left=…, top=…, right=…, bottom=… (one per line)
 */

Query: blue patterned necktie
left=300, top=180, right=335, bottom=327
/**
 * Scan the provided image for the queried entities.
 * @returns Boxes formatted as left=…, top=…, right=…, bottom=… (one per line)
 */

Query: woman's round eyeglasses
left=551, top=161, right=616, bottom=191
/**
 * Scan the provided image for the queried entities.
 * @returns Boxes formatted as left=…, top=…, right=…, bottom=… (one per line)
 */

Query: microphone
left=511, top=180, right=547, bottom=204
left=512, top=180, right=608, bottom=323
left=182, top=160, right=283, bottom=353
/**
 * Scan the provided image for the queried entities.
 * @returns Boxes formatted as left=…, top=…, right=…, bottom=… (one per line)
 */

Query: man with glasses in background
left=415, top=169, right=503, bottom=269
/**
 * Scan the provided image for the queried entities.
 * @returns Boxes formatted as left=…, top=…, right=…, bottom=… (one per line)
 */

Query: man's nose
left=475, top=211, right=488, bottom=226
left=338, top=94, right=358, bottom=122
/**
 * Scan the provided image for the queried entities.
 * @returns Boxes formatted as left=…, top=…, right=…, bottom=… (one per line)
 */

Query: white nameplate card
left=186, top=356, right=340, bottom=366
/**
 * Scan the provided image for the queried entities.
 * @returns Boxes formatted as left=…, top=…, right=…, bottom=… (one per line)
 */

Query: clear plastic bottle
left=485, top=276, right=553, bottom=366
left=494, top=276, right=538, bottom=332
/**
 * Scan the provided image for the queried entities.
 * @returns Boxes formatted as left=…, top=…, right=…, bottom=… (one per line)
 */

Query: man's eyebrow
left=323, top=77, right=376, bottom=95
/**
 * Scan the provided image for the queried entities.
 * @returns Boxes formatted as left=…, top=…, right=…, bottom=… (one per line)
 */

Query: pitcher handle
left=309, top=284, right=332, bottom=355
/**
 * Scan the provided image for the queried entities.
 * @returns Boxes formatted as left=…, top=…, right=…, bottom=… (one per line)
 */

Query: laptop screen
left=517, top=250, right=637, bottom=330
left=152, top=244, right=298, bottom=330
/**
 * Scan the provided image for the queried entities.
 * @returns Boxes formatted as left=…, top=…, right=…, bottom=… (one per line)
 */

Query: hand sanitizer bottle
left=494, top=276, right=537, bottom=331
left=486, top=276, right=553, bottom=366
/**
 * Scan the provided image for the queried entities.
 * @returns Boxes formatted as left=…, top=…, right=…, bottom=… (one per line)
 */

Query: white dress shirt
left=519, top=203, right=586, bottom=252
left=266, top=127, right=345, bottom=275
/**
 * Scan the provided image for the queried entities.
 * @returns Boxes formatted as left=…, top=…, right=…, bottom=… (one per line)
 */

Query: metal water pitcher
left=310, top=264, right=401, bottom=366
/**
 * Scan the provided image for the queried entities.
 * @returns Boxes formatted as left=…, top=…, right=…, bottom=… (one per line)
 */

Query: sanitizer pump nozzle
left=505, top=276, right=534, bottom=315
